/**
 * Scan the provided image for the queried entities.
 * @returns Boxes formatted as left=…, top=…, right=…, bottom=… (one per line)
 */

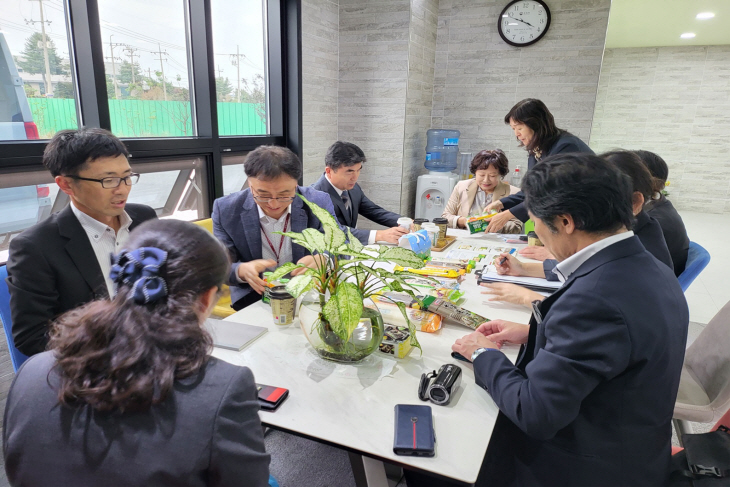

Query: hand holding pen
left=494, top=249, right=525, bottom=276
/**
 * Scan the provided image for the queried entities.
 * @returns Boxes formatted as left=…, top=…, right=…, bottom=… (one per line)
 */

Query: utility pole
left=105, top=35, right=124, bottom=99
left=123, top=46, right=138, bottom=84
left=152, top=43, right=168, bottom=101
left=25, top=0, right=54, bottom=96
left=230, top=45, right=246, bottom=103
left=216, top=66, right=224, bottom=78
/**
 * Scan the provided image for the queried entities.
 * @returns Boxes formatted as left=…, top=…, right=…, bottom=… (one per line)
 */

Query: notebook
left=204, top=318, right=268, bottom=351
left=478, top=269, right=562, bottom=293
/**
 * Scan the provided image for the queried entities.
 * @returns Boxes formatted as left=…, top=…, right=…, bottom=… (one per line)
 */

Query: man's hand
left=236, top=259, right=277, bottom=294
left=518, top=246, right=554, bottom=262
left=485, top=200, right=504, bottom=213
left=457, top=216, right=467, bottom=228
left=494, top=253, right=545, bottom=278
left=452, top=331, right=499, bottom=359
left=375, top=226, right=409, bottom=244
left=293, top=254, right=327, bottom=275
left=486, top=210, right=514, bottom=233
left=480, top=282, right=543, bottom=308
left=475, top=320, right=529, bottom=347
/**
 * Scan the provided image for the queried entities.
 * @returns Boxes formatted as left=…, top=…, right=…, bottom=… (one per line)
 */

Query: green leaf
left=298, top=194, right=346, bottom=250
left=377, top=247, right=426, bottom=268
left=284, top=274, right=315, bottom=298
left=276, top=231, right=316, bottom=253
left=393, top=301, right=421, bottom=353
left=336, top=249, right=373, bottom=260
left=269, top=262, right=303, bottom=282
left=346, top=228, right=364, bottom=253
left=299, top=228, right=327, bottom=254
left=322, top=281, right=363, bottom=342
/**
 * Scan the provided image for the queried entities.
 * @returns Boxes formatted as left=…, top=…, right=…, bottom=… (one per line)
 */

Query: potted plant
left=267, top=195, right=432, bottom=363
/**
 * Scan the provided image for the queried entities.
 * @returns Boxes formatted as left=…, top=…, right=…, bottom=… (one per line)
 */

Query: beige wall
left=591, top=46, right=730, bottom=213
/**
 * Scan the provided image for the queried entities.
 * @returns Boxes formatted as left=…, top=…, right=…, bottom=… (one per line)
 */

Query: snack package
left=420, top=295, right=488, bottom=330
left=466, top=211, right=498, bottom=234
left=368, top=296, right=442, bottom=333
left=379, top=324, right=413, bottom=358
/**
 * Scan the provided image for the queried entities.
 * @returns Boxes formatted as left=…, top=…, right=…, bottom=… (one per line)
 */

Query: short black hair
left=244, top=145, right=302, bottom=181
left=470, top=149, right=509, bottom=177
left=325, top=141, right=366, bottom=170
left=504, top=98, right=565, bottom=154
left=43, top=128, right=129, bottom=177
left=601, top=150, right=655, bottom=203
left=522, top=153, right=634, bottom=234
left=634, top=150, right=668, bottom=194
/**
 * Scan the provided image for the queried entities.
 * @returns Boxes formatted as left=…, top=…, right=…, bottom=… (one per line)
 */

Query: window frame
left=0, top=0, right=303, bottom=212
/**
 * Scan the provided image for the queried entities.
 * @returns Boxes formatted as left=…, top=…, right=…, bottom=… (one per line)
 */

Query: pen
left=498, top=248, right=517, bottom=266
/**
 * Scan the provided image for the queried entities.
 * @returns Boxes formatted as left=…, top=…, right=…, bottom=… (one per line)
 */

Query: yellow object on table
left=193, top=218, right=236, bottom=317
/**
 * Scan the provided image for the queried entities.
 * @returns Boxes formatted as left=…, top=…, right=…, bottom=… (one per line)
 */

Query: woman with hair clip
left=442, top=149, right=523, bottom=233
left=485, top=98, right=593, bottom=233
left=3, top=219, right=271, bottom=486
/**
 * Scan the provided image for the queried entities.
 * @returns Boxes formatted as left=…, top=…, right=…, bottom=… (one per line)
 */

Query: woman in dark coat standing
left=486, top=98, right=594, bottom=232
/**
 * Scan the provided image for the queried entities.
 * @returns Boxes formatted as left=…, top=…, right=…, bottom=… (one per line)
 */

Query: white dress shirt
left=469, top=189, right=493, bottom=217
left=553, top=231, right=634, bottom=283
left=70, top=202, right=133, bottom=296
left=258, top=205, right=293, bottom=268
left=325, top=174, right=378, bottom=245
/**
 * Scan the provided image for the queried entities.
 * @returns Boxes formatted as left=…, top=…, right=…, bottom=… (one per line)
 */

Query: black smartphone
left=256, top=384, right=289, bottom=411
left=393, top=404, right=435, bottom=457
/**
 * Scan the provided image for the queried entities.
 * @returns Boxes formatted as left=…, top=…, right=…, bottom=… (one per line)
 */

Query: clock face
left=498, top=0, right=551, bottom=47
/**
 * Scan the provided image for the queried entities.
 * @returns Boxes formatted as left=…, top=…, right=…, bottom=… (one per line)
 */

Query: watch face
left=498, top=0, right=551, bottom=47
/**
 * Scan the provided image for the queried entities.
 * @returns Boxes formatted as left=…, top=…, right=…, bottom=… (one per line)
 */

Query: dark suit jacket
left=500, top=133, right=594, bottom=222
left=3, top=351, right=270, bottom=487
left=311, top=173, right=401, bottom=245
left=473, top=236, right=688, bottom=487
left=5, top=203, right=157, bottom=356
left=212, top=186, right=337, bottom=310
left=646, top=196, right=689, bottom=276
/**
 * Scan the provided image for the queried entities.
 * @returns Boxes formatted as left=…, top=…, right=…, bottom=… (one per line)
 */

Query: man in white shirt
left=6, top=128, right=156, bottom=356
left=445, top=153, right=688, bottom=487
left=213, top=145, right=338, bottom=310
left=311, top=141, right=407, bottom=245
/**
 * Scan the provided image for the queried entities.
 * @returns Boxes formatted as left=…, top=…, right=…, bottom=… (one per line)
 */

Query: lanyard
left=260, top=213, right=290, bottom=264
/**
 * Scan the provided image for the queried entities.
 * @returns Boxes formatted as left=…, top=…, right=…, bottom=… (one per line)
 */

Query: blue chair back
left=678, top=241, right=711, bottom=292
left=0, top=265, right=29, bottom=371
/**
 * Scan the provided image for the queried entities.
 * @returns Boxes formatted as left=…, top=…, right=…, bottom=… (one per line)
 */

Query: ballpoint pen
left=498, top=247, right=517, bottom=266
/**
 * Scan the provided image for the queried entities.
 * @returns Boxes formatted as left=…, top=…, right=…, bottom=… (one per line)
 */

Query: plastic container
left=458, top=152, right=472, bottom=180
left=511, top=165, right=523, bottom=187
left=425, top=129, right=460, bottom=172
left=270, top=286, right=295, bottom=325
left=422, top=222, right=439, bottom=246
left=432, top=217, right=448, bottom=240
left=413, top=218, right=429, bottom=231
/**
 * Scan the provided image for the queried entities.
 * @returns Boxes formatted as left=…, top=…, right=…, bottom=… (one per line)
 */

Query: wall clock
left=498, top=0, right=551, bottom=47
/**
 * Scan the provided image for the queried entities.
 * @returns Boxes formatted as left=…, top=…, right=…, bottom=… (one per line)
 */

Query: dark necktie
left=341, top=192, right=352, bottom=219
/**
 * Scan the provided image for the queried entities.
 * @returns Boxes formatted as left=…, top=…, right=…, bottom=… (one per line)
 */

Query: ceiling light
left=696, top=12, right=715, bottom=20
left=681, top=33, right=696, bottom=39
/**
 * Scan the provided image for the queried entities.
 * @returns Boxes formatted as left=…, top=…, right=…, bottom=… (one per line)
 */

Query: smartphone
left=257, top=384, right=289, bottom=411
left=393, top=404, right=436, bottom=457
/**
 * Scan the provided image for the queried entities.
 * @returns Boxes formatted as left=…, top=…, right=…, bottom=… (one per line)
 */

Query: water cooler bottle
left=414, top=129, right=460, bottom=221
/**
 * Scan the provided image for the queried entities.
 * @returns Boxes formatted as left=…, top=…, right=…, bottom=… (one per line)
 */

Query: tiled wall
left=591, top=46, right=730, bottom=213
left=302, top=0, right=339, bottom=186
left=431, top=0, right=610, bottom=169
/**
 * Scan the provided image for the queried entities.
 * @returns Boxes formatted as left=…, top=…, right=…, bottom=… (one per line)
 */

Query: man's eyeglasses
left=251, top=193, right=296, bottom=204
left=68, top=173, right=140, bottom=189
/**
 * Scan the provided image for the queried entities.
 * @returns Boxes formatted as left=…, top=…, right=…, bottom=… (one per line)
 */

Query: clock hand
left=508, top=14, right=535, bottom=28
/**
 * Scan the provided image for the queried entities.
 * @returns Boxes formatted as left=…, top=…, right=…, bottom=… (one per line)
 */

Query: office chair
left=0, top=265, right=30, bottom=372
left=673, top=300, right=730, bottom=440
left=192, top=218, right=236, bottom=317
left=678, top=242, right=710, bottom=292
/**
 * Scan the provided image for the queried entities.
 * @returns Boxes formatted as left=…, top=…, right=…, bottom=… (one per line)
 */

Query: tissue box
left=379, top=324, right=413, bottom=359
left=398, top=229, right=431, bottom=261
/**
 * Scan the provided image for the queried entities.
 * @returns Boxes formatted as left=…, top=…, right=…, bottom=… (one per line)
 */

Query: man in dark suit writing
left=450, top=153, right=688, bottom=486
left=6, top=128, right=157, bottom=356
left=311, top=141, right=407, bottom=245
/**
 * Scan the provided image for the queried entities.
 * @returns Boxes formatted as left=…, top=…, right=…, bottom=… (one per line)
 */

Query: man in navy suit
left=451, top=154, right=688, bottom=486
left=311, top=141, right=407, bottom=245
left=213, top=145, right=337, bottom=310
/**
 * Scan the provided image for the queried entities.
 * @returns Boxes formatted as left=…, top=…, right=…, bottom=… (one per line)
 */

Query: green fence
left=27, top=98, right=266, bottom=138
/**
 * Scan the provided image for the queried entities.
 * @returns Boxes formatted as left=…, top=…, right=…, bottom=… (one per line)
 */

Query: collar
left=257, top=204, right=292, bottom=224
left=325, top=173, right=347, bottom=197
left=70, top=201, right=132, bottom=241
left=553, top=231, right=634, bottom=282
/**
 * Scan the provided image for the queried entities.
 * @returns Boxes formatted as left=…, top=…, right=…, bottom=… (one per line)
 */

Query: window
left=221, top=153, right=249, bottom=195
left=97, top=0, right=194, bottom=137
left=0, top=0, right=78, bottom=140
left=211, top=0, right=268, bottom=136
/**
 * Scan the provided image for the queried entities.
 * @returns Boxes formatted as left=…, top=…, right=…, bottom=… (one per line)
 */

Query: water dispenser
left=415, top=129, right=460, bottom=221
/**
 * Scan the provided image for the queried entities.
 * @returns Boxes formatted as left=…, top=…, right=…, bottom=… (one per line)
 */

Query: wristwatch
left=471, top=347, right=491, bottom=362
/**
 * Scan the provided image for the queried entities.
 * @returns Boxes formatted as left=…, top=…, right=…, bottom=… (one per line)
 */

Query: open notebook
left=478, top=269, right=562, bottom=293
left=204, top=318, right=268, bottom=352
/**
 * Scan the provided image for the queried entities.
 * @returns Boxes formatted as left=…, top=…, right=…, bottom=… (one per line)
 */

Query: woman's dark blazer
left=646, top=195, right=689, bottom=276
left=3, top=352, right=271, bottom=487
left=500, top=133, right=594, bottom=222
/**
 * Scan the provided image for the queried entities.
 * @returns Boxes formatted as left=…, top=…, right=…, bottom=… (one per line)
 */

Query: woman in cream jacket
left=442, top=149, right=523, bottom=233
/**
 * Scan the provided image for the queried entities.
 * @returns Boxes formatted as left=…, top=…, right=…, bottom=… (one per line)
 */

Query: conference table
left=211, top=229, right=533, bottom=486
